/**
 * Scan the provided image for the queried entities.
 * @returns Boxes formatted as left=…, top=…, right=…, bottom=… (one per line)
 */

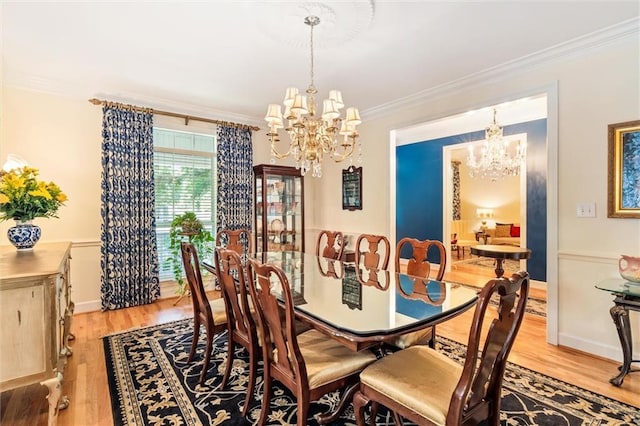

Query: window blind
left=153, top=128, right=216, bottom=281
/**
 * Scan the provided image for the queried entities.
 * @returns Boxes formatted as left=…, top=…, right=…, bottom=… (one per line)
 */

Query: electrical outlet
left=576, top=202, right=596, bottom=217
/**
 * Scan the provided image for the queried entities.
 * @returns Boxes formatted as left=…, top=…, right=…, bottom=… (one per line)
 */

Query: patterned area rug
left=451, top=281, right=547, bottom=318
left=103, top=319, right=639, bottom=426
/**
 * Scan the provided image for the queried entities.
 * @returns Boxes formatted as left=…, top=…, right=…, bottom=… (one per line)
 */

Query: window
left=153, top=127, right=216, bottom=281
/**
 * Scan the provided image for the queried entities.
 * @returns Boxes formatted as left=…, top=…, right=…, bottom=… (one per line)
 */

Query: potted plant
left=166, top=211, right=215, bottom=295
left=0, top=158, right=68, bottom=250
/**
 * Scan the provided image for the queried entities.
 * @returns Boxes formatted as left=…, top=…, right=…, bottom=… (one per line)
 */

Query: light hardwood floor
left=1, top=262, right=638, bottom=425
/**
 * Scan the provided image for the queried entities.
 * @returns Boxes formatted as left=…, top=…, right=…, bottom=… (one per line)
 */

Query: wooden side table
left=470, top=244, right=531, bottom=278
left=595, top=279, right=640, bottom=386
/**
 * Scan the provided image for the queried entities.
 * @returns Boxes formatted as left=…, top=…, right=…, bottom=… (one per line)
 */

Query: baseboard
left=558, top=332, right=639, bottom=363
left=73, top=281, right=183, bottom=314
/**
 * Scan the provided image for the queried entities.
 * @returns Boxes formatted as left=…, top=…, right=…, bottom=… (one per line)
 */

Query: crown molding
left=362, top=17, right=640, bottom=121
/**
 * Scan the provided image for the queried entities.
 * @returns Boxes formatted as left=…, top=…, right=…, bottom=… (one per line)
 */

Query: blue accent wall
left=396, top=119, right=547, bottom=281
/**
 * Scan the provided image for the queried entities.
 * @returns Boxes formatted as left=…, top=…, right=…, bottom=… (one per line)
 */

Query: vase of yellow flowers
left=0, top=161, right=67, bottom=250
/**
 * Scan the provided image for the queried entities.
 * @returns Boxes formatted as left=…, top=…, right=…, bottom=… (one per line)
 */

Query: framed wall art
left=342, top=166, right=362, bottom=211
left=608, top=120, right=640, bottom=218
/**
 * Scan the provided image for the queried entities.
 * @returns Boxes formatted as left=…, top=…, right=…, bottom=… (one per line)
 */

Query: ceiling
left=2, top=1, right=638, bottom=128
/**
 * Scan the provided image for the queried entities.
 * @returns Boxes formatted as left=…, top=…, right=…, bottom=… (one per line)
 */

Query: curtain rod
left=88, top=98, right=260, bottom=131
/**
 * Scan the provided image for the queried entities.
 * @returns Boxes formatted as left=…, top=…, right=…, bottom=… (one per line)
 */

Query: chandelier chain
left=309, top=18, right=315, bottom=89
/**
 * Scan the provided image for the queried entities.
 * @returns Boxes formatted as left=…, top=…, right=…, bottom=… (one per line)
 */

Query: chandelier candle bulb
left=322, top=99, right=340, bottom=120
left=283, top=87, right=299, bottom=106
left=328, top=90, right=344, bottom=108
left=290, top=95, right=308, bottom=115
left=265, top=104, right=283, bottom=124
left=345, top=107, right=362, bottom=126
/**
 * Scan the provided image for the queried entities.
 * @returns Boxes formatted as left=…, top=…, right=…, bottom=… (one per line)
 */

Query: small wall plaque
left=342, top=166, right=362, bottom=211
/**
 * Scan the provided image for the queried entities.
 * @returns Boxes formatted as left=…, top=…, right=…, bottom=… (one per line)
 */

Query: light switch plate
left=576, top=202, right=596, bottom=217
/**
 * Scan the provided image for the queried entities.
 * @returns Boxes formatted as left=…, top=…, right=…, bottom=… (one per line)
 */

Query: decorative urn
left=619, top=255, right=640, bottom=283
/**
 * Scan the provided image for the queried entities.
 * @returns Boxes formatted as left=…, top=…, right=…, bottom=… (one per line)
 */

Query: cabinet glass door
left=254, top=164, right=304, bottom=253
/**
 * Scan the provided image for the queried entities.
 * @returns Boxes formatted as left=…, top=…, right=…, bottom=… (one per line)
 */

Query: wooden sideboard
left=0, top=242, right=74, bottom=426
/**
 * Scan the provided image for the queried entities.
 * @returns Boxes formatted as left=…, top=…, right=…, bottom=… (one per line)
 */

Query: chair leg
left=370, top=401, right=379, bottom=426
left=428, top=325, right=437, bottom=349
left=258, top=365, right=271, bottom=426
left=241, top=344, right=258, bottom=417
left=392, top=411, right=404, bottom=425
left=221, top=338, right=235, bottom=388
left=297, top=397, right=310, bottom=426
left=199, top=325, right=214, bottom=385
left=352, top=390, right=369, bottom=426
left=188, top=319, right=201, bottom=363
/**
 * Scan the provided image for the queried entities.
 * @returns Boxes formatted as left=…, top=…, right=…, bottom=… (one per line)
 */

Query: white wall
left=308, top=32, right=640, bottom=361
left=1, top=88, right=104, bottom=311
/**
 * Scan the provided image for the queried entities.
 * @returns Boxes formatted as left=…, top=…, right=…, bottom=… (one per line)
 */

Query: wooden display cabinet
left=254, top=164, right=304, bottom=253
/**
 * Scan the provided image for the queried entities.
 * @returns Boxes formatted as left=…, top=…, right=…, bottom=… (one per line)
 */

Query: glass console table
left=594, top=278, right=640, bottom=386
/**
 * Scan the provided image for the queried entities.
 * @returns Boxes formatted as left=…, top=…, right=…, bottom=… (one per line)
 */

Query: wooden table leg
left=494, top=259, right=505, bottom=278
left=315, top=382, right=358, bottom=424
left=609, top=304, right=640, bottom=386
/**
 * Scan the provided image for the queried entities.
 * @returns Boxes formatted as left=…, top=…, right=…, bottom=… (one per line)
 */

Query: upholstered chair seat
left=209, top=297, right=228, bottom=324
left=390, top=328, right=434, bottom=350
left=359, top=346, right=462, bottom=425
left=294, top=329, right=377, bottom=388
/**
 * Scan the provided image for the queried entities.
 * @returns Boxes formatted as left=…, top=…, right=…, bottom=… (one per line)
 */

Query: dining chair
left=214, top=247, right=259, bottom=416
left=355, top=234, right=391, bottom=269
left=216, top=228, right=253, bottom=257
left=353, top=271, right=530, bottom=426
left=390, top=237, right=447, bottom=349
left=395, top=237, right=446, bottom=280
left=246, top=258, right=377, bottom=426
left=316, top=230, right=345, bottom=260
left=180, top=242, right=228, bottom=385
left=451, top=233, right=460, bottom=259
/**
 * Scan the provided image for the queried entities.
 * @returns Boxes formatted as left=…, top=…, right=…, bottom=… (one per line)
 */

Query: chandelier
left=467, top=108, right=526, bottom=182
left=264, top=15, right=361, bottom=178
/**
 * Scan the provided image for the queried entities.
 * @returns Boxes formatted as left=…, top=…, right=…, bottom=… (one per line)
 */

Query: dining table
left=202, top=250, right=479, bottom=423
left=204, top=250, right=479, bottom=351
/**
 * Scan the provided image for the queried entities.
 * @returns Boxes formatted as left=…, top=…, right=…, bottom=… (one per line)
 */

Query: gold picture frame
left=607, top=120, right=640, bottom=218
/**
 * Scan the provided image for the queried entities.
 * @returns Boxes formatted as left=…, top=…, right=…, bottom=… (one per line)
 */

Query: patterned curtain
left=452, top=161, right=461, bottom=220
left=216, top=125, right=253, bottom=233
left=100, top=103, right=160, bottom=310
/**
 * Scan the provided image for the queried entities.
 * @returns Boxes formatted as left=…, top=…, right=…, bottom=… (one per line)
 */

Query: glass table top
left=595, top=278, right=640, bottom=297
left=227, top=251, right=479, bottom=338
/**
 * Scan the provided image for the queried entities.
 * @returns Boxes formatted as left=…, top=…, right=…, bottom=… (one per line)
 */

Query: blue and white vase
left=7, top=220, right=42, bottom=251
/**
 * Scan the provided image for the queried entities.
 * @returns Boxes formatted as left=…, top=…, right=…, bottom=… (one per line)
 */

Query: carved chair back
left=355, top=234, right=390, bottom=270
left=316, top=230, right=345, bottom=260
left=395, top=237, right=447, bottom=280
left=448, top=271, right=530, bottom=424
left=216, top=228, right=252, bottom=257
